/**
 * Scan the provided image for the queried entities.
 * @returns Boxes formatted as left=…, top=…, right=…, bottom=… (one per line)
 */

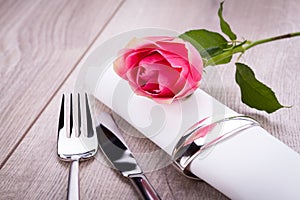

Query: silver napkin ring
left=172, top=115, right=260, bottom=180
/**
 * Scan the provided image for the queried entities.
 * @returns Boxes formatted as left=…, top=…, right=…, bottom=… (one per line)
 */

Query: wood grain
left=0, top=0, right=124, bottom=166
left=0, top=0, right=300, bottom=199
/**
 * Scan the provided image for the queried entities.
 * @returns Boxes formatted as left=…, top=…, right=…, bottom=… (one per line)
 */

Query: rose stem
left=206, top=32, right=300, bottom=66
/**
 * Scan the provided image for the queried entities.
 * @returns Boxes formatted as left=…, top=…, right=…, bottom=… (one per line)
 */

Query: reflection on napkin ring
left=172, top=115, right=260, bottom=180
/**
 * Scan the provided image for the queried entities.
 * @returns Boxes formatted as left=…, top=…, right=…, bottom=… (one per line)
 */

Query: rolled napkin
left=93, top=64, right=300, bottom=199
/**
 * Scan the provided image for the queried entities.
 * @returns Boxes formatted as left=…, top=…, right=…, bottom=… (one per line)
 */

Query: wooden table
left=1, top=0, right=300, bottom=199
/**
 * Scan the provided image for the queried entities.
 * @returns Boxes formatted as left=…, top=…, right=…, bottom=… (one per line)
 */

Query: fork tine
left=77, top=93, right=82, bottom=137
left=58, top=94, right=65, bottom=131
left=70, top=93, right=74, bottom=137
left=85, top=93, right=94, bottom=137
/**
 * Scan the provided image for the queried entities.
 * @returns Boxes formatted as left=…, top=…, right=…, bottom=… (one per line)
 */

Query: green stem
left=206, top=32, right=300, bottom=66
left=245, top=32, right=300, bottom=50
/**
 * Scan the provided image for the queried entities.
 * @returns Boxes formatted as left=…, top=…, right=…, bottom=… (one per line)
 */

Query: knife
left=96, top=112, right=161, bottom=200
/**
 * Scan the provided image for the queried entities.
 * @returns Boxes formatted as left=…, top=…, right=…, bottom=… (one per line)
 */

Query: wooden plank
left=0, top=0, right=123, bottom=165
left=1, top=0, right=300, bottom=199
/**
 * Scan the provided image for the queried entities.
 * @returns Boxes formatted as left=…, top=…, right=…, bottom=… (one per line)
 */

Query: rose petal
left=138, top=51, right=165, bottom=64
left=124, top=49, right=151, bottom=68
left=138, top=62, right=183, bottom=94
left=126, top=36, right=173, bottom=50
left=155, top=49, right=186, bottom=73
left=185, top=41, right=203, bottom=81
left=156, top=40, right=189, bottom=60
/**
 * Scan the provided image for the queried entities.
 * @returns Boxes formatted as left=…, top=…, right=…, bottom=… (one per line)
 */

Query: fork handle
left=67, top=159, right=80, bottom=200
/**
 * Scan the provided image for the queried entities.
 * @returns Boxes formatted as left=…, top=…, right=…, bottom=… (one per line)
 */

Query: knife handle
left=129, top=173, right=161, bottom=200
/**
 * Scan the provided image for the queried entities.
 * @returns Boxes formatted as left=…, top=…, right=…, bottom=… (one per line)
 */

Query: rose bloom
left=113, top=36, right=203, bottom=103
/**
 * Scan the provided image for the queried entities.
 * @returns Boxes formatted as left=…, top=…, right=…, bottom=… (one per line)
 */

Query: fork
left=57, top=93, right=98, bottom=200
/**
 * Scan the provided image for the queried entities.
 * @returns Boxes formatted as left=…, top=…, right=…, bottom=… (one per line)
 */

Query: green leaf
left=235, top=62, right=284, bottom=113
left=179, top=29, right=232, bottom=65
left=218, top=1, right=237, bottom=40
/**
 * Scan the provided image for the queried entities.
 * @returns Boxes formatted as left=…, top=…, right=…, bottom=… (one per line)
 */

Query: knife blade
left=96, top=112, right=161, bottom=200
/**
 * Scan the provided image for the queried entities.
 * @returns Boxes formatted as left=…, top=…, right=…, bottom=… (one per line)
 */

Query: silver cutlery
left=57, top=93, right=98, bottom=200
left=96, top=112, right=161, bottom=200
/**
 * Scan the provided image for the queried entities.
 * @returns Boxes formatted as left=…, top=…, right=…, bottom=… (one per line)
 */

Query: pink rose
left=113, top=36, right=203, bottom=103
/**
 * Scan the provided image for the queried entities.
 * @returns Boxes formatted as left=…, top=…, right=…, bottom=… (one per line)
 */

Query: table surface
left=1, top=0, right=300, bottom=199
